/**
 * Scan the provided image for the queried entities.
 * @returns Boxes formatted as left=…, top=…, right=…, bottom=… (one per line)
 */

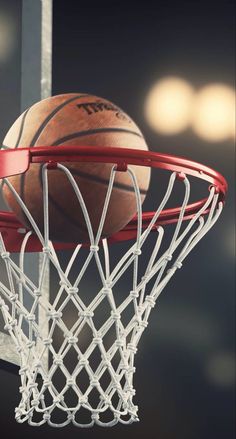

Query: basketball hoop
left=0, top=146, right=227, bottom=427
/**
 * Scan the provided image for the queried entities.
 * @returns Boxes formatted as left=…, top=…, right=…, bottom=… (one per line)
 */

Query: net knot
left=26, top=314, right=35, bottom=322
left=91, top=413, right=100, bottom=421
left=130, top=290, right=139, bottom=299
left=79, top=357, right=89, bottom=366
left=114, top=412, right=121, bottom=420
left=146, top=295, right=156, bottom=308
left=165, top=254, right=172, bottom=262
left=127, top=343, right=138, bottom=354
left=1, top=251, right=10, bottom=260
left=93, top=336, right=102, bottom=345
left=28, top=382, right=38, bottom=390
left=67, top=336, right=78, bottom=344
left=47, top=310, right=63, bottom=319
left=133, top=248, right=142, bottom=256
left=139, top=321, right=148, bottom=329
left=121, top=364, right=136, bottom=374
left=31, top=399, right=40, bottom=407
left=43, top=338, right=53, bottom=346
left=67, top=413, right=75, bottom=422
left=115, top=340, right=124, bottom=348
left=66, top=378, right=75, bottom=387
left=126, top=386, right=136, bottom=395
left=9, top=293, right=18, bottom=302
left=59, top=280, right=69, bottom=288
left=68, top=287, right=78, bottom=295
left=19, top=366, right=29, bottom=375
left=42, top=247, right=51, bottom=255
left=111, top=311, right=121, bottom=320
left=114, top=382, right=122, bottom=390
left=53, top=356, right=63, bottom=366
left=102, top=358, right=111, bottom=368
left=15, top=407, right=22, bottom=417
left=132, top=406, right=139, bottom=415
left=90, top=245, right=99, bottom=253
left=4, top=319, right=17, bottom=331
left=102, top=287, right=112, bottom=296
left=80, top=396, right=88, bottom=405
left=80, top=309, right=94, bottom=318
left=173, top=261, right=183, bottom=269
left=33, top=289, right=42, bottom=297
left=101, top=396, right=111, bottom=406
left=91, top=377, right=99, bottom=387
left=43, top=413, right=51, bottom=421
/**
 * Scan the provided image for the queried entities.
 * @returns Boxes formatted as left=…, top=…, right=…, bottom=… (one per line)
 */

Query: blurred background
left=0, top=0, right=235, bottom=438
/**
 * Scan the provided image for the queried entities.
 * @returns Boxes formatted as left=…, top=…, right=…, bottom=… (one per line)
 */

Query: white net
left=0, top=162, right=223, bottom=427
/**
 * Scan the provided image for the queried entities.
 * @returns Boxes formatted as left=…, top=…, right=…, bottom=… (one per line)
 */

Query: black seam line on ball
left=0, top=145, right=148, bottom=195
left=15, top=108, right=30, bottom=148
left=19, top=173, right=31, bottom=227
left=0, top=108, right=29, bottom=150
left=51, top=128, right=144, bottom=146
left=38, top=168, right=146, bottom=233
left=30, top=94, right=90, bottom=147
left=66, top=167, right=148, bottom=195
left=39, top=164, right=88, bottom=232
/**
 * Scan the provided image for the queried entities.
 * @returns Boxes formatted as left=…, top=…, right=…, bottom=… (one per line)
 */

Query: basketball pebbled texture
left=2, top=93, right=151, bottom=242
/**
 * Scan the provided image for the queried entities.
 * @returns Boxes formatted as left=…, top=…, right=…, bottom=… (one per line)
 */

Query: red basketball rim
left=0, top=146, right=228, bottom=251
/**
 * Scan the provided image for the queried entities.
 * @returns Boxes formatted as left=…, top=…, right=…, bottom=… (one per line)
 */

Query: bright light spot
left=223, top=224, right=235, bottom=259
left=0, top=12, right=16, bottom=62
left=205, top=351, right=236, bottom=388
left=145, top=77, right=194, bottom=135
left=230, top=107, right=236, bottom=140
left=192, top=84, right=235, bottom=142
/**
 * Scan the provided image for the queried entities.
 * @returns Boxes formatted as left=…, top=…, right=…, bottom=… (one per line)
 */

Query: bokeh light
left=191, top=84, right=235, bottom=142
left=223, top=223, right=235, bottom=259
left=205, top=351, right=236, bottom=388
left=144, top=77, right=194, bottom=134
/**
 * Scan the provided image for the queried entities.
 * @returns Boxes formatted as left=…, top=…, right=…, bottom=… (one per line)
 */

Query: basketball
left=2, top=93, right=150, bottom=242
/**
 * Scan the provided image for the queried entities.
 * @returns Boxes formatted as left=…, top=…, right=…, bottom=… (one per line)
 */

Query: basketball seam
left=19, top=173, right=31, bottom=227
left=18, top=95, right=89, bottom=208
left=51, top=128, right=144, bottom=146
left=38, top=164, right=92, bottom=233
left=15, top=108, right=30, bottom=148
left=38, top=166, right=146, bottom=235
left=29, top=94, right=89, bottom=147
left=66, top=167, right=148, bottom=194
left=3, top=95, right=147, bottom=238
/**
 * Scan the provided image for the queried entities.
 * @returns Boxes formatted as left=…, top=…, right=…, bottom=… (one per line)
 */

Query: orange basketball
left=2, top=93, right=150, bottom=242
